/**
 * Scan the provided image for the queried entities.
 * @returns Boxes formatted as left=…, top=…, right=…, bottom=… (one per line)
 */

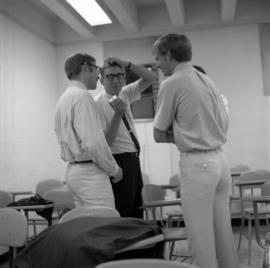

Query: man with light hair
left=153, top=34, right=238, bottom=268
left=55, top=53, right=122, bottom=209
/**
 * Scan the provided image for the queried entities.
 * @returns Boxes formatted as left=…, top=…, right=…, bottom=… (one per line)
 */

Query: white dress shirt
left=95, top=81, right=141, bottom=154
left=55, top=80, right=119, bottom=177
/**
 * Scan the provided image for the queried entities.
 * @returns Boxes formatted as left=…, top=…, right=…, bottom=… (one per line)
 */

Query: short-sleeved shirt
left=55, top=80, right=119, bottom=177
left=95, top=81, right=141, bottom=154
left=154, top=63, right=229, bottom=152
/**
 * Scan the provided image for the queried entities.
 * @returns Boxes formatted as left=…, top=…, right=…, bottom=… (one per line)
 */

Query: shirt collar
left=103, top=91, right=116, bottom=101
left=173, top=62, right=191, bottom=74
left=68, top=80, right=87, bottom=90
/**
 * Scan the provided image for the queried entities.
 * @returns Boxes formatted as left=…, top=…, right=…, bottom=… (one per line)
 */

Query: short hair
left=100, top=59, right=124, bottom=77
left=193, top=65, right=206, bottom=74
left=64, top=53, right=96, bottom=80
left=154, top=33, right=192, bottom=62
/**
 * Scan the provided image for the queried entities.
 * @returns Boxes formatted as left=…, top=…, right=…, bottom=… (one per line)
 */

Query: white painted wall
left=102, top=24, right=270, bottom=184
left=0, top=13, right=59, bottom=192
left=0, top=13, right=269, bottom=191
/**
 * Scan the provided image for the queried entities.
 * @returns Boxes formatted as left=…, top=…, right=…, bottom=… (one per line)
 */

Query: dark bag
left=7, top=194, right=53, bottom=223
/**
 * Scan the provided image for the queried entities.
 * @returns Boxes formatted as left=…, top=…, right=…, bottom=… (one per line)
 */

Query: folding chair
left=29, top=179, right=64, bottom=235
left=235, top=170, right=270, bottom=264
left=141, top=184, right=189, bottom=260
left=0, top=207, right=28, bottom=268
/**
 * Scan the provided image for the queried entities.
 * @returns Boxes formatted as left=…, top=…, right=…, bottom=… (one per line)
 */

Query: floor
left=0, top=224, right=264, bottom=268
left=170, top=225, right=264, bottom=268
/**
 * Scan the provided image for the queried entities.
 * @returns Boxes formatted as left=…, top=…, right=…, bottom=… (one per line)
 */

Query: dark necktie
left=122, top=114, right=140, bottom=155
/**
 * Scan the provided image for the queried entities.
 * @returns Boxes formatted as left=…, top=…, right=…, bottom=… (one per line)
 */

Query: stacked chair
left=141, top=184, right=189, bottom=261
left=235, top=169, right=270, bottom=263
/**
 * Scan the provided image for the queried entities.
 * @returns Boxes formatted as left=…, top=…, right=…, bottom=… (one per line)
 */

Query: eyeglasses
left=88, top=63, right=101, bottom=74
left=105, top=73, right=125, bottom=81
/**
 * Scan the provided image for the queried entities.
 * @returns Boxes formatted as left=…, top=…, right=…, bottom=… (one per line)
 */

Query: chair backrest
left=238, top=169, right=270, bottom=182
left=43, top=186, right=75, bottom=212
left=95, top=259, right=199, bottom=268
left=230, top=164, right=250, bottom=175
left=59, top=206, right=120, bottom=223
left=0, top=208, right=28, bottom=247
left=169, top=174, right=180, bottom=186
left=36, top=179, right=63, bottom=197
left=142, top=184, right=165, bottom=203
left=237, top=170, right=270, bottom=212
left=0, top=191, right=12, bottom=208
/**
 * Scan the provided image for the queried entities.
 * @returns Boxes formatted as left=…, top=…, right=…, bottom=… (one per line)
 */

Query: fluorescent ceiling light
left=66, top=0, right=112, bottom=26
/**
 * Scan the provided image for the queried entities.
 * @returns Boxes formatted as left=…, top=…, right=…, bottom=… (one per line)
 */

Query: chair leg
left=169, top=241, right=175, bottom=260
left=238, top=217, right=245, bottom=249
left=248, top=219, right=252, bottom=264
left=8, top=247, right=17, bottom=268
left=33, top=221, right=37, bottom=237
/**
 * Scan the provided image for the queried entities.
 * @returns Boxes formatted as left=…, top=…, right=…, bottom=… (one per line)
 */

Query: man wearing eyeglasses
left=95, top=57, right=155, bottom=218
left=55, top=53, right=123, bottom=209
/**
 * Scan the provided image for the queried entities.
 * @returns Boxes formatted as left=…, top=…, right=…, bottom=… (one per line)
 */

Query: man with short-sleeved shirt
left=55, top=53, right=122, bottom=209
left=95, top=57, right=155, bottom=218
left=153, top=34, right=238, bottom=268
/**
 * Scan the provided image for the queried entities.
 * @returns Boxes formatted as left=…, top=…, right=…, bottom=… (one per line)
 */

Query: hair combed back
left=155, top=33, right=192, bottom=62
left=64, top=53, right=95, bottom=79
left=101, top=59, right=124, bottom=77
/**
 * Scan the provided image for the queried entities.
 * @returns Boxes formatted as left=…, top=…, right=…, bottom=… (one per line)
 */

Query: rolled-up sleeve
left=154, top=81, right=176, bottom=131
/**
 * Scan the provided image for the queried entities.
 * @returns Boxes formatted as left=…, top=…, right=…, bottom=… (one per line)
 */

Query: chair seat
left=163, top=227, right=187, bottom=241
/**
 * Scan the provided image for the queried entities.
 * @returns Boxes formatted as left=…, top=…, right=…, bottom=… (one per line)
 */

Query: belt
left=185, top=148, right=221, bottom=154
left=113, top=152, right=139, bottom=157
left=72, top=160, right=93, bottom=164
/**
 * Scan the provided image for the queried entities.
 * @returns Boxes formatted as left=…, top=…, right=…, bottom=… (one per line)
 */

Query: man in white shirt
left=153, top=34, right=238, bottom=268
left=95, top=57, right=155, bottom=218
left=55, top=53, right=122, bottom=209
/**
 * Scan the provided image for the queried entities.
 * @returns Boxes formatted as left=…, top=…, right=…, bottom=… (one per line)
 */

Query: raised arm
left=106, top=57, right=156, bottom=93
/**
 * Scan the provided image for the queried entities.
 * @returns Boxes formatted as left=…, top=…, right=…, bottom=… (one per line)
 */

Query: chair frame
left=252, top=196, right=270, bottom=249
left=141, top=184, right=189, bottom=261
left=235, top=171, right=270, bottom=264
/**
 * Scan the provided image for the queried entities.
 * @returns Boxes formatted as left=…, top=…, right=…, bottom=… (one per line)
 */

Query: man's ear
left=100, top=76, right=104, bottom=85
left=81, top=62, right=88, bottom=73
left=165, top=51, right=172, bottom=61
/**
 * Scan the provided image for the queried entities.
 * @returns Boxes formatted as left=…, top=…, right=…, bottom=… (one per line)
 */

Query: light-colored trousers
left=179, top=150, right=238, bottom=268
left=65, top=163, right=115, bottom=209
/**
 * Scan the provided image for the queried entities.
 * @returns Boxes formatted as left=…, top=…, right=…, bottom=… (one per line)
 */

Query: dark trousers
left=111, top=154, right=144, bottom=218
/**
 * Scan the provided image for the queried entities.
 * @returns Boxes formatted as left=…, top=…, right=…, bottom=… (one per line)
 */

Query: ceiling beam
left=164, top=0, right=185, bottom=27
left=103, top=0, right=139, bottom=32
left=39, top=0, right=95, bottom=38
left=221, top=0, right=237, bottom=22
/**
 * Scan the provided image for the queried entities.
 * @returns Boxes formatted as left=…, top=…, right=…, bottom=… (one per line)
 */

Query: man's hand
left=109, top=96, right=127, bottom=116
left=111, top=167, right=123, bottom=183
left=105, top=57, right=129, bottom=68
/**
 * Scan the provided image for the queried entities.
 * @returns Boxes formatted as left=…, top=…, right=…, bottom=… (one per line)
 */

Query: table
left=9, top=203, right=54, bottom=225
left=9, top=191, right=32, bottom=202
